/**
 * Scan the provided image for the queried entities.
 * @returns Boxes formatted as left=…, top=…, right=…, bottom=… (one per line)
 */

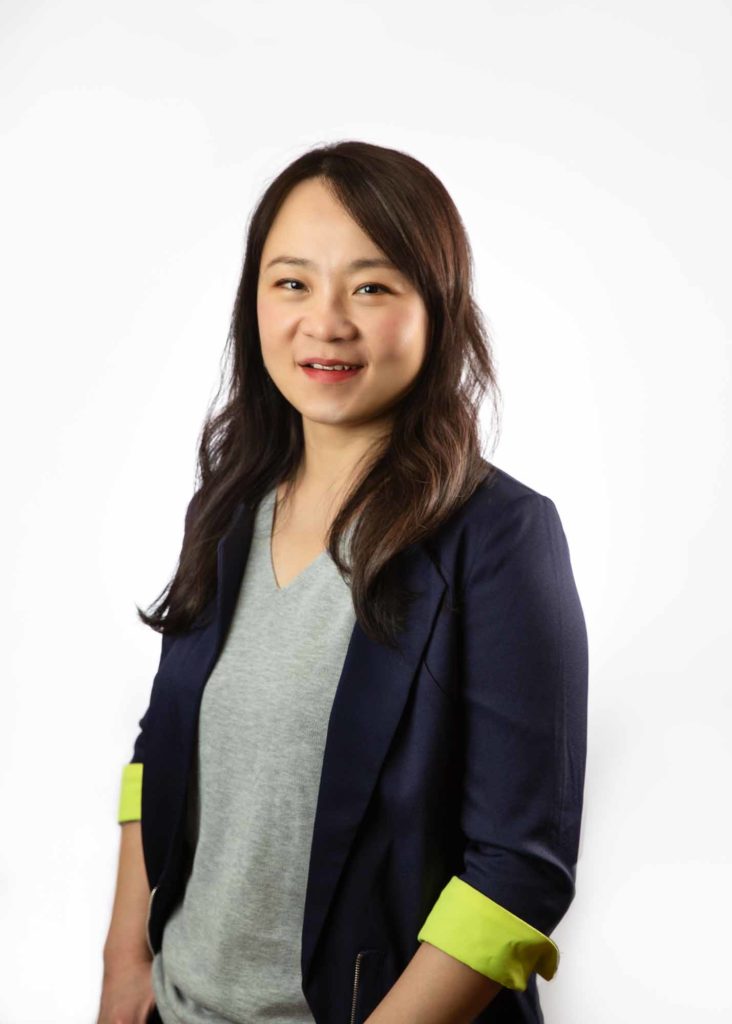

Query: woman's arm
left=365, top=940, right=502, bottom=1024
left=97, top=822, right=156, bottom=1024
left=367, top=493, right=587, bottom=1022
left=102, top=821, right=151, bottom=971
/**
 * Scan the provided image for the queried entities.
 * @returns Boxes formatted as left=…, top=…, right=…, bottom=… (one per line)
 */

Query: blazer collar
left=211, top=499, right=447, bottom=988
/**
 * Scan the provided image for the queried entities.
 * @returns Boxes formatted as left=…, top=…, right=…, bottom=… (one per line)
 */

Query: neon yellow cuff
left=416, top=875, right=559, bottom=990
left=117, top=762, right=143, bottom=823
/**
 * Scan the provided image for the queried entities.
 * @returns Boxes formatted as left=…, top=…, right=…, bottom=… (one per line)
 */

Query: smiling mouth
left=302, top=364, right=362, bottom=371
left=300, top=364, right=364, bottom=381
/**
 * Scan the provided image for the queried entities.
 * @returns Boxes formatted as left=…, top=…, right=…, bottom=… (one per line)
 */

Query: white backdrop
left=1, top=1, right=730, bottom=1021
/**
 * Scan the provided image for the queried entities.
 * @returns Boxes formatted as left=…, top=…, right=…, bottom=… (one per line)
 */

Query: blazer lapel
left=209, top=499, right=447, bottom=989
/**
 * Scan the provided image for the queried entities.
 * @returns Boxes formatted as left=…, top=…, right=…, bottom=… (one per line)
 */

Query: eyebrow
left=263, top=254, right=399, bottom=273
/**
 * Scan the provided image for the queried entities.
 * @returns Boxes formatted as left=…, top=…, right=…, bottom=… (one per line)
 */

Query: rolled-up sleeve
left=116, top=490, right=201, bottom=824
left=417, top=493, right=588, bottom=991
left=117, top=761, right=144, bottom=823
left=116, top=631, right=171, bottom=824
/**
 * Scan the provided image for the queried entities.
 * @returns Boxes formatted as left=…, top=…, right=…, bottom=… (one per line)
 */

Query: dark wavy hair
left=136, top=139, right=502, bottom=650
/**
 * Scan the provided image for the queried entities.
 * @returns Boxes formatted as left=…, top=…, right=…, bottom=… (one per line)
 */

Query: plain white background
left=1, top=1, right=729, bottom=1021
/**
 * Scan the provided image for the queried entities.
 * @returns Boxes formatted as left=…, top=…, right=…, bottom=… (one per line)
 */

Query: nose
left=301, top=293, right=358, bottom=342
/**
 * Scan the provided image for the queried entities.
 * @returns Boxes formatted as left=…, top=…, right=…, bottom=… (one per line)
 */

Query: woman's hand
left=99, top=821, right=157, bottom=1021
left=96, top=957, right=157, bottom=1024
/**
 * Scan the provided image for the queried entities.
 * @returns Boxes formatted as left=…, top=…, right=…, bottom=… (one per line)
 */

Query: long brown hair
left=136, top=140, right=502, bottom=650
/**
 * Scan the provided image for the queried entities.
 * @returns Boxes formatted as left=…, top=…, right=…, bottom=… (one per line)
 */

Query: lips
left=298, top=357, right=364, bottom=368
left=300, top=364, right=364, bottom=381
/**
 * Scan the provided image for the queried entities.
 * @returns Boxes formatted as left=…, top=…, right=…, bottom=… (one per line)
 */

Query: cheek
left=375, top=312, right=427, bottom=369
left=257, top=299, right=294, bottom=359
left=257, top=294, right=277, bottom=337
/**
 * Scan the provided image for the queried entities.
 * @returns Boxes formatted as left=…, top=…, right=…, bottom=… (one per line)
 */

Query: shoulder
left=466, top=462, right=552, bottom=516
left=443, top=461, right=559, bottom=541
left=425, top=462, right=566, bottom=587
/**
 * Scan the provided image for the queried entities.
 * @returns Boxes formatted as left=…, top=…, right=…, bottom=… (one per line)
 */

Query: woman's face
left=257, top=177, right=429, bottom=438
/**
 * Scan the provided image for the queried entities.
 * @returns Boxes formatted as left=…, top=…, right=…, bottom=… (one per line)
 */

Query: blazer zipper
left=349, top=950, right=366, bottom=1024
left=145, top=885, right=158, bottom=956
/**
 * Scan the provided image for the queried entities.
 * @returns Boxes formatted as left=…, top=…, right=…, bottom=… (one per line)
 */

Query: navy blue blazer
left=127, top=463, right=588, bottom=1024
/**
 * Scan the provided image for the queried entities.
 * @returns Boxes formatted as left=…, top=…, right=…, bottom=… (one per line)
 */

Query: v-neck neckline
left=267, top=486, right=328, bottom=593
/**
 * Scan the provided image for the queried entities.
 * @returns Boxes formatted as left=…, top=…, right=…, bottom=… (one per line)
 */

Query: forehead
left=262, top=179, right=381, bottom=256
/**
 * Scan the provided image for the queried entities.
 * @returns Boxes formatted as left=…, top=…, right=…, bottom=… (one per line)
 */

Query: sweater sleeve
left=116, top=489, right=202, bottom=824
left=116, top=626, right=176, bottom=824
left=417, top=494, right=588, bottom=991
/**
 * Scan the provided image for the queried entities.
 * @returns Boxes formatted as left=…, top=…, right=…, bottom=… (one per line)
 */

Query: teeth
left=307, top=363, right=360, bottom=371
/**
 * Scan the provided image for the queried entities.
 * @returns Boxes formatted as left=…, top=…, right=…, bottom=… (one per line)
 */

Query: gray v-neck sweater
left=151, top=485, right=357, bottom=1024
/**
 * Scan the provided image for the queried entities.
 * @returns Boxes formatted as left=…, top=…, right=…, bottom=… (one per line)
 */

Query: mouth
left=299, top=363, right=364, bottom=382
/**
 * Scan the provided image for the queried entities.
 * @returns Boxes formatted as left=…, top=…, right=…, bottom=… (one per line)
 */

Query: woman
left=98, top=140, right=588, bottom=1024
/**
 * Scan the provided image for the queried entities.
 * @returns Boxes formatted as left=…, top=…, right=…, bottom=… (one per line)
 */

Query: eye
left=357, top=283, right=390, bottom=295
left=273, top=279, right=390, bottom=295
